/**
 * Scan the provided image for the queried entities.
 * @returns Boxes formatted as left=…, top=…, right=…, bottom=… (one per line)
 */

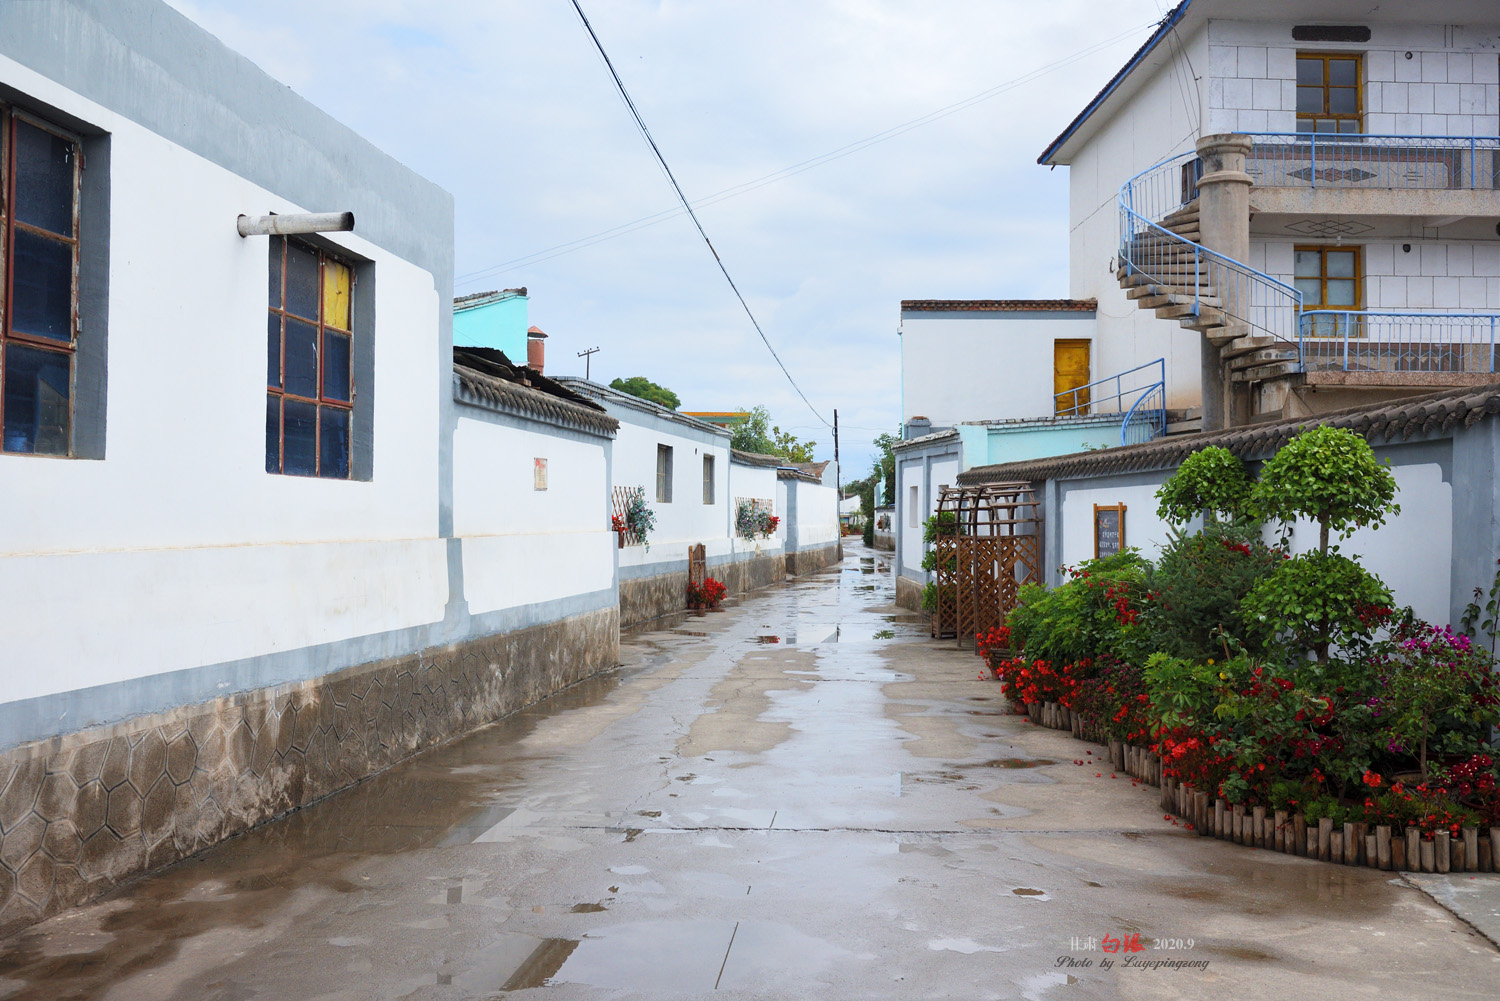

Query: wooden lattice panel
left=938, top=482, right=1043, bottom=649
left=612, top=485, right=645, bottom=547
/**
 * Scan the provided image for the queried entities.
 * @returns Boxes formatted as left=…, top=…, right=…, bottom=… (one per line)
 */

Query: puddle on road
left=480, top=919, right=847, bottom=993
left=979, top=758, right=1056, bottom=770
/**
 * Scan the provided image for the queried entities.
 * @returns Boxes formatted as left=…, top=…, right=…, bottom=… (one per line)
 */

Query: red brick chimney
left=526, top=325, right=546, bottom=374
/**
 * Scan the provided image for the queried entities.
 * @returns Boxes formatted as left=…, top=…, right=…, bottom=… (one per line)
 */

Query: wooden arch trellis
left=932, top=483, right=1044, bottom=649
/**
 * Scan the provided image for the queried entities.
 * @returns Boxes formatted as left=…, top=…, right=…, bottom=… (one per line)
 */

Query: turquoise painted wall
left=454, top=293, right=528, bottom=360
left=986, top=423, right=1123, bottom=465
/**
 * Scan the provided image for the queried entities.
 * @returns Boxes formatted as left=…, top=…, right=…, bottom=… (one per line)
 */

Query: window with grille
left=1297, top=53, right=1362, bottom=133
left=266, top=236, right=355, bottom=477
left=656, top=444, right=673, bottom=502
left=702, top=454, right=715, bottom=504
left=1, top=110, right=81, bottom=456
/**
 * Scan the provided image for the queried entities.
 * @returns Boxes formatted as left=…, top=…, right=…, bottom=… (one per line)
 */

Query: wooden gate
left=940, top=483, right=1043, bottom=649
left=688, top=543, right=707, bottom=587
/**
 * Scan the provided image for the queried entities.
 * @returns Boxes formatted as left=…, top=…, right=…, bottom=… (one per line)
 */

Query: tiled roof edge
left=453, top=367, right=619, bottom=438
left=957, top=383, right=1500, bottom=486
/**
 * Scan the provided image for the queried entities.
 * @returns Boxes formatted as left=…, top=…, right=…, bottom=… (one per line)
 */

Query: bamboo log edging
left=1015, top=705, right=1500, bottom=877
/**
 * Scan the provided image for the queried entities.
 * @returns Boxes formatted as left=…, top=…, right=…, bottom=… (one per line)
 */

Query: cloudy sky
left=168, top=0, right=1165, bottom=474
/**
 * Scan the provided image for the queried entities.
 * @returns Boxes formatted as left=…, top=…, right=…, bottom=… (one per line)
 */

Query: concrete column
left=1193, top=134, right=1254, bottom=430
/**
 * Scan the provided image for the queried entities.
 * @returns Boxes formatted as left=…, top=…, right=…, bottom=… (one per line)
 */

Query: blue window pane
left=285, top=243, right=320, bottom=320
left=319, top=407, right=350, bottom=478
left=3, top=343, right=71, bottom=455
left=269, top=236, right=284, bottom=309
left=11, top=229, right=73, bottom=341
left=266, top=394, right=280, bottom=473
left=267, top=314, right=282, bottom=388
left=284, top=317, right=318, bottom=398
left=13, top=120, right=74, bottom=236
left=323, top=331, right=351, bottom=402
left=283, top=400, right=316, bottom=476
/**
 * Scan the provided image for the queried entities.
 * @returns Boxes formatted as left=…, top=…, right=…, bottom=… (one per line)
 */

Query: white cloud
left=164, top=0, right=1163, bottom=470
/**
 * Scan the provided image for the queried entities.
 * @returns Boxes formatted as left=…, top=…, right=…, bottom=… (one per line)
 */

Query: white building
left=0, top=0, right=621, bottom=935
left=1045, top=0, right=1500, bottom=425
left=554, top=379, right=792, bottom=626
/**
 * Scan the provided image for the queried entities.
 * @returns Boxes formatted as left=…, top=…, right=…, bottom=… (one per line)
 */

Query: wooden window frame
left=1, top=106, right=83, bottom=457
left=1294, top=245, right=1363, bottom=310
left=266, top=236, right=356, bottom=478
left=1296, top=52, right=1364, bottom=134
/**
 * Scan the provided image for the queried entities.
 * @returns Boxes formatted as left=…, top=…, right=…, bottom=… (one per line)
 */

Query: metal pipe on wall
left=237, top=212, right=355, bottom=237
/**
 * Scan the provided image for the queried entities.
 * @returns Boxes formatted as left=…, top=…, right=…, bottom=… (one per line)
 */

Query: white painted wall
left=452, top=416, right=613, bottom=615
left=1063, top=24, right=1212, bottom=414
left=898, top=461, right=923, bottom=573
left=729, top=460, right=781, bottom=560
left=0, top=56, right=448, bottom=702
left=901, top=311, right=1100, bottom=425
left=611, top=414, right=733, bottom=570
left=788, top=479, right=840, bottom=551
left=1057, top=463, right=1453, bottom=626
left=1207, top=21, right=1500, bottom=138
left=1060, top=483, right=1178, bottom=570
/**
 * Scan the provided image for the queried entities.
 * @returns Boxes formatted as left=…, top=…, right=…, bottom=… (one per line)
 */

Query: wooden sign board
left=534, top=457, right=548, bottom=491
left=1094, top=503, right=1126, bottom=559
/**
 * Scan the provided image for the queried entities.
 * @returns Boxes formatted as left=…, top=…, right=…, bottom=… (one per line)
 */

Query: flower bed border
left=1026, top=699, right=1500, bottom=875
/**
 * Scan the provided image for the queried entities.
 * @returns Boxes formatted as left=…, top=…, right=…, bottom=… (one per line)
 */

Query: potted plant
left=687, top=576, right=728, bottom=610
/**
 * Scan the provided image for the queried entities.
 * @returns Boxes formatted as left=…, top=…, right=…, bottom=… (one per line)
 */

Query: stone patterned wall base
left=0, top=605, right=618, bottom=938
left=786, top=543, right=840, bottom=577
left=619, top=553, right=787, bottom=629
left=895, top=575, right=923, bottom=612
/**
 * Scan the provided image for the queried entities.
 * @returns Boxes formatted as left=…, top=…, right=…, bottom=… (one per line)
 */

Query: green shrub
left=1143, top=522, right=1284, bottom=660
left=1156, top=446, right=1254, bottom=525
left=1241, top=552, right=1392, bottom=662
left=1251, top=425, right=1399, bottom=553
left=1006, top=550, right=1151, bottom=667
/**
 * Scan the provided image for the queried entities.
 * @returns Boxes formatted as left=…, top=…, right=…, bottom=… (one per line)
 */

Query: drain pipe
left=237, top=212, right=355, bottom=237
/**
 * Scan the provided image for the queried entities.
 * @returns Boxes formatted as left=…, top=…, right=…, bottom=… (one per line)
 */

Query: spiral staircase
left=1117, top=150, right=1304, bottom=424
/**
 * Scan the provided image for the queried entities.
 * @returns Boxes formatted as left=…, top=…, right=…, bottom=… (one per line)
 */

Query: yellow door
left=1054, top=340, right=1091, bottom=415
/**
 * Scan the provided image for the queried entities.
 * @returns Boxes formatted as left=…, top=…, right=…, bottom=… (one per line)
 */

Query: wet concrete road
left=2, top=545, right=1498, bottom=1000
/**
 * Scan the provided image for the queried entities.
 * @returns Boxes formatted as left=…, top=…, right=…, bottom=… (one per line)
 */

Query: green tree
left=609, top=376, right=680, bottom=411
left=872, top=430, right=899, bottom=504
left=729, top=405, right=816, bottom=462
left=1251, top=425, right=1399, bottom=553
left=1156, top=446, right=1253, bottom=525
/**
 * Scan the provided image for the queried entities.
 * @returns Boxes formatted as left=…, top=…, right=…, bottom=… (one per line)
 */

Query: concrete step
left=1176, top=306, right=1227, bottom=328
left=1121, top=271, right=1211, bottom=288
left=1231, top=361, right=1302, bottom=383
left=1220, top=334, right=1284, bottom=359
left=1227, top=347, right=1300, bottom=372
left=1126, top=285, right=1220, bottom=306
left=1166, top=418, right=1203, bottom=435
left=1162, top=202, right=1200, bottom=225
left=1204, top=323, right=1252, bottom=346
left=1167, top=227, right=1201, bottom=241
left=1155, top=302, right=1210, bottom=319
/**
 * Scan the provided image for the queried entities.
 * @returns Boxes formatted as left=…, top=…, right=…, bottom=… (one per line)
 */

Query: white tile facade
left=1254, top=240, right=1500, bottom=311
left=1206, top=21, right=1500, bottom=137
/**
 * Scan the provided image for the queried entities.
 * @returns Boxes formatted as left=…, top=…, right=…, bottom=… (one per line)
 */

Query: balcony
left=1299, top=311, right=1500, bottom=387
left=1238, top=134, right=1500, bottom=232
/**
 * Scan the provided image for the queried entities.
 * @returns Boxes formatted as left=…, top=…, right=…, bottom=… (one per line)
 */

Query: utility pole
left=833, top=409, right=841, bottom=544
left=576, top=346, right=600, bottom=380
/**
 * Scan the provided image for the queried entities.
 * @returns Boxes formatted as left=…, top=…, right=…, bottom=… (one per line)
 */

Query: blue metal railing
left=1053, top=358, right=1167, bottom=446
left=1118, top=156, right=1303, bottom=347
left=1244, top=133, right=1500, bottom=190
left=1299, top=311, right=1500, bottom=373
left=1121, top=381, right=1167, bottom=446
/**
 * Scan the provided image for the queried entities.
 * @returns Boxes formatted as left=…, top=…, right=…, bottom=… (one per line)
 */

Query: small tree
left=729, top=405, right=816, bottom=462
left=1251, top=425, right=1399, bottom=553
left=1241, top=427, right=1401, bottom=664
left=610, top=376, right=680, bottom=411
left=1156, top=446, right=1253, bottom=525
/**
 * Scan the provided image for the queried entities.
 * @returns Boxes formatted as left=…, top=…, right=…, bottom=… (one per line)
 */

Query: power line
left=567, top=0, right=830, bottom=427
left=455, top=17, right=1158, bottom=288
